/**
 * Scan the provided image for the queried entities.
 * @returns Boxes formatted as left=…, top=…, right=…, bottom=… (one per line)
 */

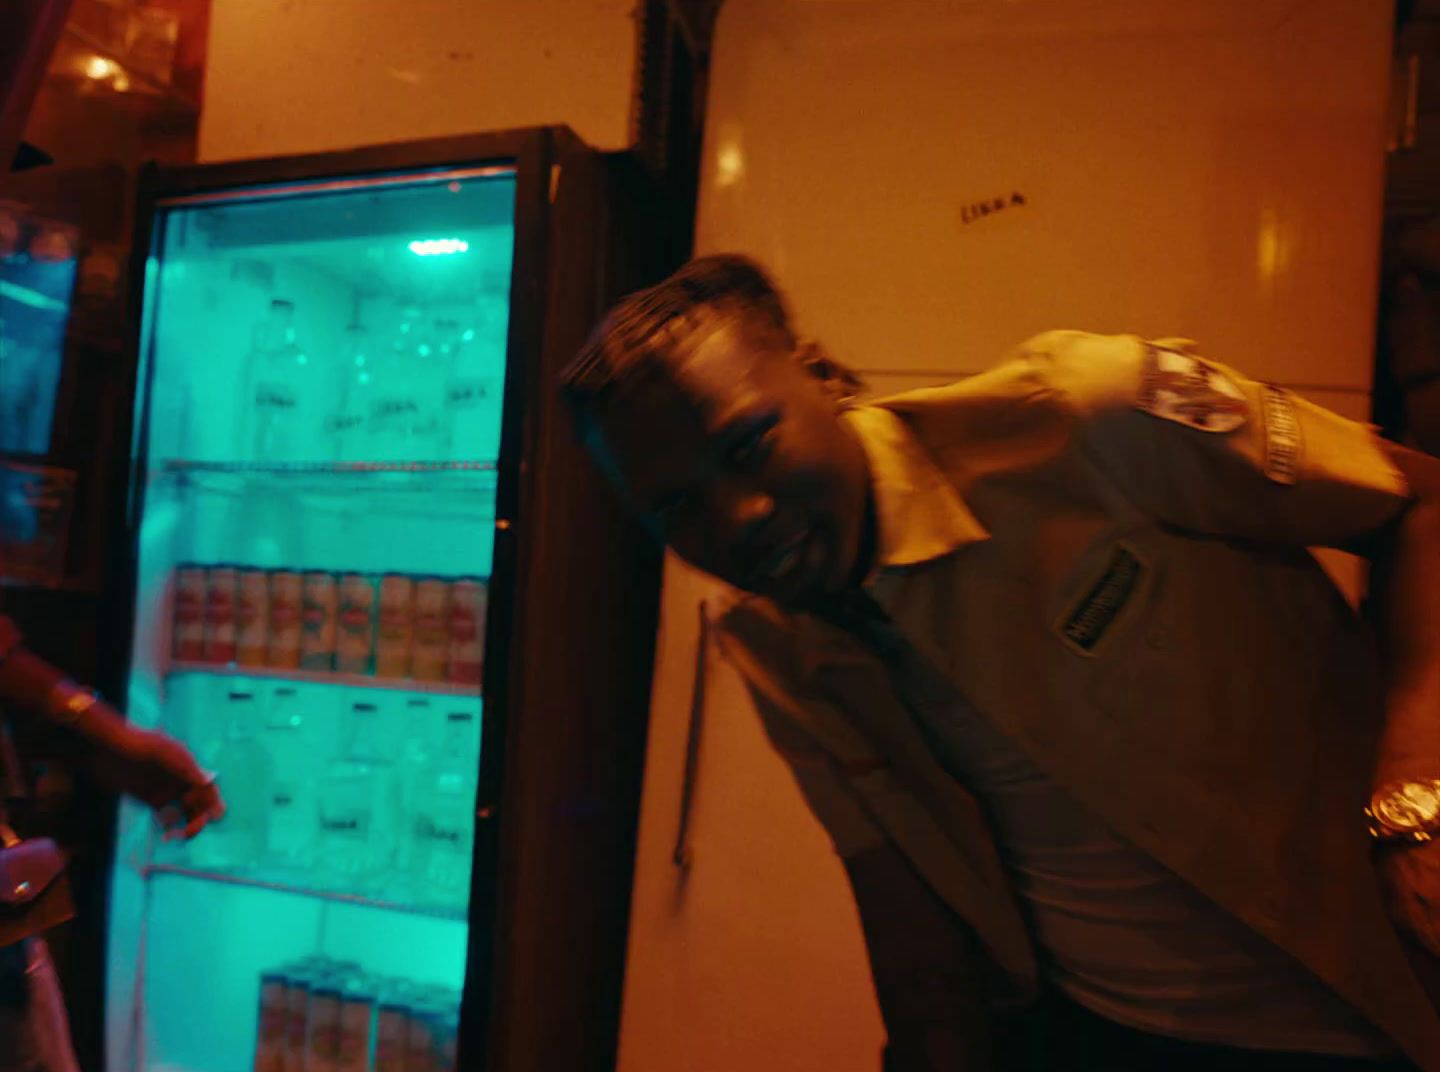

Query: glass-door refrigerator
left=99, top=128, right=671, bottom=1072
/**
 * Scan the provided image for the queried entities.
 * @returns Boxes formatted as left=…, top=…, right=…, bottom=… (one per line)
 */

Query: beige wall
left=620, top=2, right=1394, bottom=1070
left=198, top=0, right=637, bottom=161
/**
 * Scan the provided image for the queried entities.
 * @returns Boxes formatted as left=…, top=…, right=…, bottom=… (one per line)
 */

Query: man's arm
left=1367, top=440, right=1440, bottom=789
left=1358, top=442, right=1440, bottom=956
left=845, top=841, right=997, bottom=1071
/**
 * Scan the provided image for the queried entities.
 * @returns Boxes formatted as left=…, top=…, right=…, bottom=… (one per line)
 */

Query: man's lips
left=748, top=528, right=822, bottom=597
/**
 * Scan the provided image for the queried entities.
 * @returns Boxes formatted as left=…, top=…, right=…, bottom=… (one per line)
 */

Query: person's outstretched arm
left=0, top=615, right=223, bottom=839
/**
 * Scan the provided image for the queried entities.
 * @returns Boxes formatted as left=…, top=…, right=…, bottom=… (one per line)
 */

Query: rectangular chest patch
left=1059, top=545, right=1144, bottom=655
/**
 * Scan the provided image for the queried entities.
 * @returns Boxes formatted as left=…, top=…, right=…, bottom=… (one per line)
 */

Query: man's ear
left=794, top=339, right=866, bottom=406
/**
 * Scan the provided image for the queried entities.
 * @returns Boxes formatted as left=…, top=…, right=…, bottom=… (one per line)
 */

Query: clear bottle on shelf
left=394, top=698, right=435, bottom=872
left=316, top=701, right=399, bottom=887
left=326, top=324, right=373, bottom=464
left=369, top=309, right=426, bottom=460
left=260, top=686, right=314, bottom=870
left=189, top=688, right=274, bottom=872
left=243, top=298, right=314, bottom=463
left=442, top=309, right=505, bottom=461
left=409, top=710, right=477, bottom=906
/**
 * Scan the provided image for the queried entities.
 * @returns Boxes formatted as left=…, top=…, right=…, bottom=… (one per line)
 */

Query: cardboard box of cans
left=254, top=956, right=459, bottom=1072
left=173, top=565, right=487, bottom=686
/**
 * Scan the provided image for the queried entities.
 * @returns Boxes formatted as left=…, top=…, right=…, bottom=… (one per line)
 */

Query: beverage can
left=336, top=574, right=378, bottom=675
left=301, top=571, right=339, bottom=671
left=203, top=565, right=238, bottom=664
left=376, top=574, right=416, bottom=679
left=281, top=967, right=320, bottom=1072
left=267, top=570, right=303, bottom=670
left=172, top=564, right=207, bottom=662
left=404, top=1005, right=441, bottom=1072
left=446, top=579, right=487, bottom=686
left=336, top=977, right=377, bottom=1072
left=237, top=568, right=272, bottom=667
left=411, top=579, right=451, bottom=682
left=254, top=970, right=289, bottom=1072
left=433, top=1011, right=458, bottom=1072
left=307, top=981, right=343, bottom=1072
left=374, top=998, right=409, bottom=1072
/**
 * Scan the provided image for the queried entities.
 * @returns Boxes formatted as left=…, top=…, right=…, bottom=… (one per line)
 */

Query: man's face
left=588, top=313, right=871, bottom=607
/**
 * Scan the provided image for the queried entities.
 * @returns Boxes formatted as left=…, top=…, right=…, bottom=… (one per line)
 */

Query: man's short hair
left=559, top=254, right=796, bottom=418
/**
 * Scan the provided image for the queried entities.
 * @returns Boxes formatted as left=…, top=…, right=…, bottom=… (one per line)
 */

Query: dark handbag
left=0, top=836, right=74, bottom=949
left=0, top=700, right=76, bottom=947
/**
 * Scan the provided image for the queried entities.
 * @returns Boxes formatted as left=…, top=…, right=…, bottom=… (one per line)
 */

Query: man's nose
left=715, top=486, right=776, bottom=548
left=734, top=490, right=775, bottom=531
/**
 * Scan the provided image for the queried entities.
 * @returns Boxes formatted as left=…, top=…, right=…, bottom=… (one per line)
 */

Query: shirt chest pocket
left=1052, top=533, right=1246, bottom=783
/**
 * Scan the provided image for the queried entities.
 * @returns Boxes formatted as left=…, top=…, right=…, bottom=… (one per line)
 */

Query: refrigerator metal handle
left=672, top=600, right=710, bottom=870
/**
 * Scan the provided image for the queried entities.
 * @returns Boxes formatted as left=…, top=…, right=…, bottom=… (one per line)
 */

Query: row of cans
left=255, top=956, right=460, bottom=1072
left=173, top=565, right=486, bottom=684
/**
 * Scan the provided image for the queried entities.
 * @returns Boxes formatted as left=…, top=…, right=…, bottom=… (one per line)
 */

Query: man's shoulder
left=866, top=330, right=1147, bottom=428
left=852, top=330, right=1155, bottom=470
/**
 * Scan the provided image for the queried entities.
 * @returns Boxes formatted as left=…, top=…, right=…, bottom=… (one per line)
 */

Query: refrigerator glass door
left=106, top=164, right=517, bottom=1072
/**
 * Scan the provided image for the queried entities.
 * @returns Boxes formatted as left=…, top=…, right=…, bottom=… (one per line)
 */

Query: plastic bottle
left=369, top=309, right=424, bottom=460
left=394, top=697, right=434, bottom=873
left=190, top=688, right=274, bottom=871
left=410, top=710, right=477, bottom=905
left=441, top=307, right=505, bottom=461
left=326, top=324, right=373, bottom=464
left=260, top=686, right=314, bottom=870
left=316, top=701, right=399, bottom=887
left=244, top=299, right=312, bottom=463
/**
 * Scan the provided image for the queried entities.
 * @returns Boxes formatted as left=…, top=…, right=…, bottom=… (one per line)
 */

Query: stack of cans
left=254, top=956, right=459, bottom=1072
left=174, top=564, right=486, bottom=687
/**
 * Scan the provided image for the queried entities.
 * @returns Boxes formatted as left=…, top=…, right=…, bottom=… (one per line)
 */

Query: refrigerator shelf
left=147, top=459, right=500, bottom=516
left=158, top=460, right=498, bottom=474
left=141, top=862, right=468, bottom=921
left=167, top=660, right=482, bottom=697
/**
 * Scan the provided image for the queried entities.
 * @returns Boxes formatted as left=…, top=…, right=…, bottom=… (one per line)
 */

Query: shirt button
left=1146, top=628, right=1168, bottom=649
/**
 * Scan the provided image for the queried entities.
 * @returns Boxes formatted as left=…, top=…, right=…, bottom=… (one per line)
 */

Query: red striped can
left=336, top=574, right=378, bottom=675
left=446, top=578, right=486, bottom=686
left=203, top=565, right=238, bottom=664
left=411, top=578, right=452, bottom=682
left=375, top=574, right=415, bottom=679
left=236, top=568, right=271, bottom=667
left=172, top=564, right=207, bottom=662
left=267, top=570, right=303, bottom=670
left=254, top=971, right=287, bottom=1072
left=301, top=571, right=338, bottom=671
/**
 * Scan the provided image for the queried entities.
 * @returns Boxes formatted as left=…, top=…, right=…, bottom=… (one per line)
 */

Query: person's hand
left=89, top=727, right=226, bottom=840
left=1378, top=839, right=1440, bottom=955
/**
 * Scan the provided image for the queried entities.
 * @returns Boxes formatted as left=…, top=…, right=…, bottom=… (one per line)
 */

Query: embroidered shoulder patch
left=1260, top=384, right=1301, bottom=486
left=1058, top=545, right=1145, bottom=656
left=1135, top=344, right=1249, bottom=433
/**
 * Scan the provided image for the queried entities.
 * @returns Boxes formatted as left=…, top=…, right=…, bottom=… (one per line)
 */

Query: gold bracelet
left=46, top=679, right=100, bottom=727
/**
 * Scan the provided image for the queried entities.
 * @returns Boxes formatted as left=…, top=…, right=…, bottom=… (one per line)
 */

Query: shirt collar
left=841, top=404, right=989, bottom=576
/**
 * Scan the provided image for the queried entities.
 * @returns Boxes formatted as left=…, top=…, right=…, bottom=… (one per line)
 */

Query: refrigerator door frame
left=94, top=126, right=668, bottom=1072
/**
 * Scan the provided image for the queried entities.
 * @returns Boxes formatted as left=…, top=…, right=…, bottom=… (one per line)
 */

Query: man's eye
left=727, top=429, right=774, bottom=468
